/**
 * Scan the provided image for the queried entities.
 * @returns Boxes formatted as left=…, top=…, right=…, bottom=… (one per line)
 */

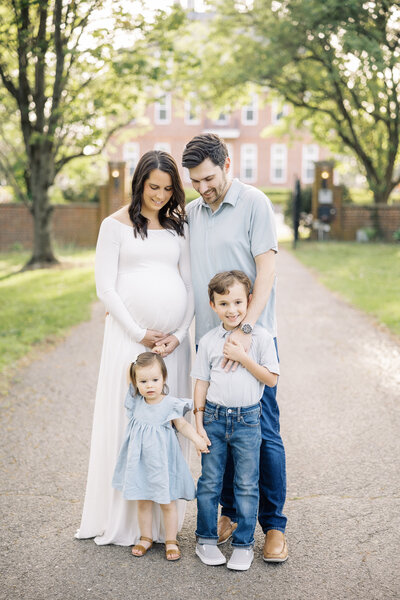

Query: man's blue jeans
left=220, top=339, right=287, bottom=533
left=196, top=401, right=262, bottom=548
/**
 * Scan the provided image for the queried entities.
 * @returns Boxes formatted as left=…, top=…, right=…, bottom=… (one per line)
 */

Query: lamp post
left=107, top=162, right=126, bottom=214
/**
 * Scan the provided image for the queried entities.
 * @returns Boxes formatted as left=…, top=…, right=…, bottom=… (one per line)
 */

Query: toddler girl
left=112, top=352, right=209, bottom=561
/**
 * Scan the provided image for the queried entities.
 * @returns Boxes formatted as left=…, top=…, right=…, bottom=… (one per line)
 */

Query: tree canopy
left=182, top=0, right=400, bottom=203
left=0, top=0, right=184, bottom=266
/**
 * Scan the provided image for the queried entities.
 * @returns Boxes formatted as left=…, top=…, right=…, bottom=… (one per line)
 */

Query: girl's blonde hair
left=129, top=352, right=169, bottom=395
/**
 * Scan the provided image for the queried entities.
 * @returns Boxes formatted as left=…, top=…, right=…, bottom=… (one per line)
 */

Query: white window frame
left=184, top=100, right=201, bottom=125
left=214, top=112, right=229, bottom=125
left=154, top=94, right=171, bottom=124
left=270, top=101, right=289, bottom=124
left=154, top=142, right=171, bottom=153
left=241, top=94, right=258, bottom=125
left=123, top=142, right=140, bottom=178
left=302, top=144, right=319, bottom=184
left=270, top=144, right=287, bottom=184
left=240, top=144, right=257, bottom=183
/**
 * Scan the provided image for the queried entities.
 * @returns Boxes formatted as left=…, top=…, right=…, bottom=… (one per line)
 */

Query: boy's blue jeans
left=220, top=341, right=287, bottom=533
left=196, top=401, right=262, bottom=548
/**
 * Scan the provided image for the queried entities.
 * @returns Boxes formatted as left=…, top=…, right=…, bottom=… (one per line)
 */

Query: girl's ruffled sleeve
left=168, top=396, right=193, bottom=421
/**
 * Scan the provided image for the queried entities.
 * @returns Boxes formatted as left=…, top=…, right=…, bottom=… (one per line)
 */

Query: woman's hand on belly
left=140, top=329, right=167, bottom=348
left=153, top=334, right=179, bottom=357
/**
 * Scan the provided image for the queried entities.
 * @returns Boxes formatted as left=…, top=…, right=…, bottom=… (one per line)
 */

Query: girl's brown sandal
left=132, top=536, right=153, bottom=557
left=165, top=539, right=181, bottom=561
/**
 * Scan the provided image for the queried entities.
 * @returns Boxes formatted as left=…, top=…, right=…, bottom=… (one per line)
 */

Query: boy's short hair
left=182, top=133, right=228, bottom=169
left=208, top=270, right=252, bottom=304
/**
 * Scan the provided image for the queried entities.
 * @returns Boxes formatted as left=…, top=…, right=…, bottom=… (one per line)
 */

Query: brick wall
left=0, top=203, right=100, bottom=251
left=340, top=204, right=400, bottom=241
left=1, top=200, right=399, bottom=251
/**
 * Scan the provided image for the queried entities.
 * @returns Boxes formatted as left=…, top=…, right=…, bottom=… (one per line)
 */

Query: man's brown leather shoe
left=263, top=530, right=288, bottom=562
left=217, top=515, right=238, bottom=545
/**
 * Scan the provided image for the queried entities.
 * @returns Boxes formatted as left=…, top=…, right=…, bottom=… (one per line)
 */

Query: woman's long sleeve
left=173, top=224, right=194, bottom=343
left=95, top=218, right=146, bottom=343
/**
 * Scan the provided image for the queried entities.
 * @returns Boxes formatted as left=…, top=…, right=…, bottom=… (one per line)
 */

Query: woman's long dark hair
left=128, top=150, right=186, bottom=238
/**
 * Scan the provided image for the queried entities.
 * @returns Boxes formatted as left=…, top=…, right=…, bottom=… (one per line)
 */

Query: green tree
left=191, top=0, right=400, bottom=204
left=0, top=0, right=183, bottom=267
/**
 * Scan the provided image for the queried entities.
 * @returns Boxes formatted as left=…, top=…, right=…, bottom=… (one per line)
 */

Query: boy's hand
left=195, top=434, right=211, bottom=456
left=223, top=337, right=246, bottom=366
left=221, top=329, right=252, bottom=372
left=196, top=425, right=211, bottom=446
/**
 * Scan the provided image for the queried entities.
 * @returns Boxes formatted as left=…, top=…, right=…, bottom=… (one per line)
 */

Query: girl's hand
left=154, top=334, right=179, bottom=357
left=195, top=433, right=211, bottom=456
left=140, top=329, right=166, bottom=348
left=223, top=338, right=246, bottom=365
left=196, top=425, right=211, bottom=447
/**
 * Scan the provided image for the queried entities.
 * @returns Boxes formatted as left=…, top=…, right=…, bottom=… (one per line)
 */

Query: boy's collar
left=217, top=323, right=238, bottom=338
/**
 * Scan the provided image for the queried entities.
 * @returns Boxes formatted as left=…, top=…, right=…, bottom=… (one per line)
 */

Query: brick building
left=105, top=93, right=328, bottom=192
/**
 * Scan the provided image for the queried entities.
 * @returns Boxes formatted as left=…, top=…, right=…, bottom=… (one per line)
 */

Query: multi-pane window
left=241, top=94, right=258, bottom=125
left=154, top=94, right=171, bottom=124
left=154, top=142, right=171, bottom=153
left=302, top=144, right=319, bottom=184
left=123, top=142, right=140, bottom=178
left=270, top=101, right=289, bottom=124
left=270, top=144, right=287, bottom=183
left=240, top=144, right=257, bottom=182
left=214, top=112, right=229, bottom=125
left=184, top=100, right=201, bottom=125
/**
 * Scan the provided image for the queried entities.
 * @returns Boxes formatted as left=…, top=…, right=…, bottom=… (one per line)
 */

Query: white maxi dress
left=75, top=216, right=194, bottom=545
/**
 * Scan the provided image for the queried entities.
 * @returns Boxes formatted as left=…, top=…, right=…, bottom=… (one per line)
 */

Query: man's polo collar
left=199, top=178, right=241, bottom=210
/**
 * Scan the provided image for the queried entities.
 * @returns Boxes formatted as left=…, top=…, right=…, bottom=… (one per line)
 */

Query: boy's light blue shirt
left=186, top=178, right=278, bottom=344
left=191, top=324, right=280, bottom=408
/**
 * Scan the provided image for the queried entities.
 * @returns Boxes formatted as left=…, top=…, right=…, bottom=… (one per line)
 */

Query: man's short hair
left=182, top=133, right=228, bottom=169
left=208, top=270, right=252, bottom=304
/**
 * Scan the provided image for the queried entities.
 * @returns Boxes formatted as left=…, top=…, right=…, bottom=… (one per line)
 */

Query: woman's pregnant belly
left=118, top=268, right=187, bottom=333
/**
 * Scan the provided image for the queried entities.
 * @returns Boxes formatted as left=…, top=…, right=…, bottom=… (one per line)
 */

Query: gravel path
left=1, top=248, right=399, bottom=600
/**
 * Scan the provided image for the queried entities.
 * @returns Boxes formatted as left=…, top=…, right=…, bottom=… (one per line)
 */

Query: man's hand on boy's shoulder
left=222, top=335, right=249, bottom=371
left=221, top=328, right=251, bottom=372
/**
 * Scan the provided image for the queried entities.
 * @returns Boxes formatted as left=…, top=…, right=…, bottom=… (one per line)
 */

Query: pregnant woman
left=76, top=151, right=194, bottom=545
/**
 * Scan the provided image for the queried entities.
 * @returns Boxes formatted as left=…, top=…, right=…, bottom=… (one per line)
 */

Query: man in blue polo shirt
left=182, top=133, right=288, bottom=563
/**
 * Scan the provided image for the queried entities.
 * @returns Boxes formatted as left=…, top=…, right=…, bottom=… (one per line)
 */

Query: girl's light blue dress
left=112, top=385, right=196, bottom=504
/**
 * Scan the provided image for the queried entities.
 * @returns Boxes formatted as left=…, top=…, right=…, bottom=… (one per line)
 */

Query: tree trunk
left=373, top=188, right=391, bottom=204
left=25, top=148, right=58, bottom=268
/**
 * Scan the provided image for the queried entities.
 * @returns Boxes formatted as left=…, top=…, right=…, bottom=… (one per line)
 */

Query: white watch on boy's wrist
left=240, top=323, right=253, bottom=334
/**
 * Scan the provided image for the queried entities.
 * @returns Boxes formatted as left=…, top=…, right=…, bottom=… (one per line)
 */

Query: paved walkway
left=1, top=249, right=399, bottom=600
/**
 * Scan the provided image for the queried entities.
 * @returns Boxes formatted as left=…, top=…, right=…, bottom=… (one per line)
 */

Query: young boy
left=192, top=270, right=280, bottom=571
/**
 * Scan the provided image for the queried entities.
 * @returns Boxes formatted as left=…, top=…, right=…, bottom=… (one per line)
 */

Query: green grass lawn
left=0, top=247, right=96, bottom=374
left=285, top=241, right=400, bottom=337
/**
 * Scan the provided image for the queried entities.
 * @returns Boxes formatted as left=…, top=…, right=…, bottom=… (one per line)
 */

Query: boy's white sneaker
left=196, top=543, right=226, bottom=566
left=227, top=548, right=254, bottom=571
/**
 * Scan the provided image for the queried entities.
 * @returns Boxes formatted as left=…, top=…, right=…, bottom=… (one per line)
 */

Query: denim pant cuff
left=197, top=537, right=218, bottom=546
left=262, top=526, right=286, bottom=535
left=231, top=542, right=254, bottom=549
